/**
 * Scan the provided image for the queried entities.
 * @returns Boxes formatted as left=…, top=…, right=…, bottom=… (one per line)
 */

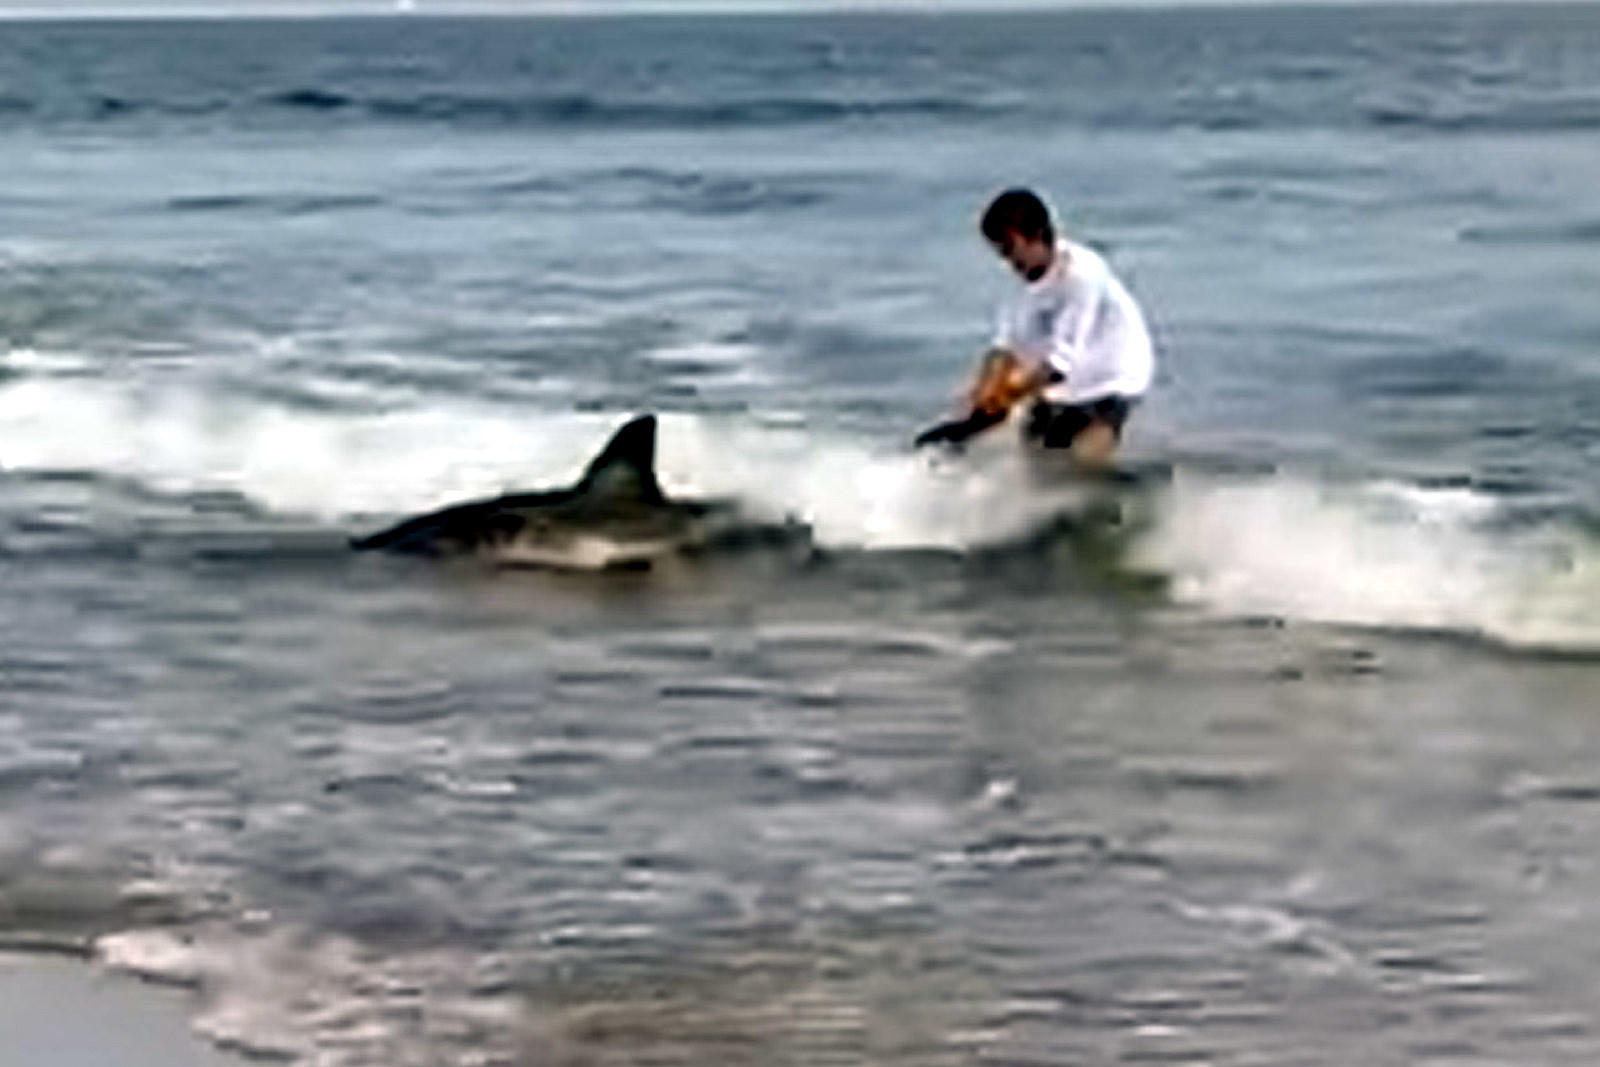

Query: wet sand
left=0, top=953, right=235, bottom=1067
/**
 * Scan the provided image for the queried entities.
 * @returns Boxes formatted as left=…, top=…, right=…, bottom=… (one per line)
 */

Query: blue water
left=3, top=7, right=1600, bottom=1065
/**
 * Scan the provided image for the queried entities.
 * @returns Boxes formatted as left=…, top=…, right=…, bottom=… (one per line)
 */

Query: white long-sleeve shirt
left=992, top=239, right=1154, bottom=404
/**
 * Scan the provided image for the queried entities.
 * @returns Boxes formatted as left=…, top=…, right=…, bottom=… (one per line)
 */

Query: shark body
left=351, top=414, right=783, bottom=570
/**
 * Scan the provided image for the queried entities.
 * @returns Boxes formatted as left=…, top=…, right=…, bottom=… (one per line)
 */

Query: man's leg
left=1069, top=418, right=1119, bottom=470
left=1075, top=395, right=1136, bottom=468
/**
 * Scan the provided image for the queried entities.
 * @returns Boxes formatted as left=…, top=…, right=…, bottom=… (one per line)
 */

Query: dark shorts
left=1023, top=395, right=1137, bottom=450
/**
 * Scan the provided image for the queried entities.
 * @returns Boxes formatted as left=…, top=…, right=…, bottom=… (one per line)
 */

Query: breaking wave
left=1135, top=470, right=1600, bottom=655
left=2, top=367, right=1598, bottom=654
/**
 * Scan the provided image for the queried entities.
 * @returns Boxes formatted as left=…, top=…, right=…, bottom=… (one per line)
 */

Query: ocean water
left=3, top=6, right=1600, bottom=1064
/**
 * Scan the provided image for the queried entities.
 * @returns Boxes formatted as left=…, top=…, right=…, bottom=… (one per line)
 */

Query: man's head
left=981, top=188, right=1056, bottom=282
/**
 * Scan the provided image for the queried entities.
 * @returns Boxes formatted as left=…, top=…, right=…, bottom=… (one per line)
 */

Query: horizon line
left=0, top=0, right=1588, bottom=19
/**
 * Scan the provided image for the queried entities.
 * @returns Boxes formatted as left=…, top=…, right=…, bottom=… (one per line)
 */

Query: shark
left=351, top=414, right=796, bottom=570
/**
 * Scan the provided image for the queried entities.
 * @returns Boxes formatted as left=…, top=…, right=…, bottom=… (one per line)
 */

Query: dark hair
left=980, top=188, right=1054, bottom=245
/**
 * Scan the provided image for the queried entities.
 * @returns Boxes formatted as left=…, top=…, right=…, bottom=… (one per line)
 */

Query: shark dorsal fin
left=575, top=414, right=666, bottom=507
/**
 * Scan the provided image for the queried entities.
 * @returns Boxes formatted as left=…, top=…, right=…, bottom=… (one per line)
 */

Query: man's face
left=992, top=229, right=1054, bottom=282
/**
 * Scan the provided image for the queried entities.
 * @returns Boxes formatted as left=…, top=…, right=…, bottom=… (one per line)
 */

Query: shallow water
left=3, top=7, right=1600, bottom=1065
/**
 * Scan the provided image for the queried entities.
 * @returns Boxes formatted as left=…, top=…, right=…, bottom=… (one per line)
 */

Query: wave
left=3, top=85, right=986, bottom=131
left=1458, top=219, right=1600, bottom=247
left=495, top=164, right=840, bottom=217
left=0, top=372, right=1069, bottom=551
left=3, top=371, right=1598, bottom=654
left=349, top=90, right=996, bottom=130
left=266, top=88, right=353, bottom=112
left=163, top=192, right=385, bottom=217
left=1363, top=96, right=1600, bottom=134
left=28, top=90, right=1596, bottom=138
left=9, top=80, right=1596, bottom=138
left=0, top=85, right=996, bottom=132
left=1135, top=472, right=1600, bottom=656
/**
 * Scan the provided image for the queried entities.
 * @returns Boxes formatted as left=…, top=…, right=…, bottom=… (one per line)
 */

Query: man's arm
left=969, top=347, right=1049, bottom=415
left=913, top=348, right=1050, bottom=449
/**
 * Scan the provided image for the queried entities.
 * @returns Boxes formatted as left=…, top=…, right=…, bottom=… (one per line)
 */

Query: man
left=917, top=188, right=1154, bottom=469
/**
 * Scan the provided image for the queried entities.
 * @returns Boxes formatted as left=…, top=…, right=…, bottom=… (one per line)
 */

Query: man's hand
left=968, top=348, right=1040, bottom=416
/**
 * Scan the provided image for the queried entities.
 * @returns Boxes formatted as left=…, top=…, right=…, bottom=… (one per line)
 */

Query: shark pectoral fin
left=574, top=414, right=666, bottom=507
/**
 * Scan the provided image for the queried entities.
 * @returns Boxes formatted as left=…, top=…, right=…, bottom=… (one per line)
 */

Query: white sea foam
left=663, top=413, right=1086, bottom=550
left=0, top=372, right=1078, bottom=550
left=1135, top=468, right=1600, bottom=653
left=0, top=345, right=99, bottom=376
left=3, top=371, right=1598, bottom=651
